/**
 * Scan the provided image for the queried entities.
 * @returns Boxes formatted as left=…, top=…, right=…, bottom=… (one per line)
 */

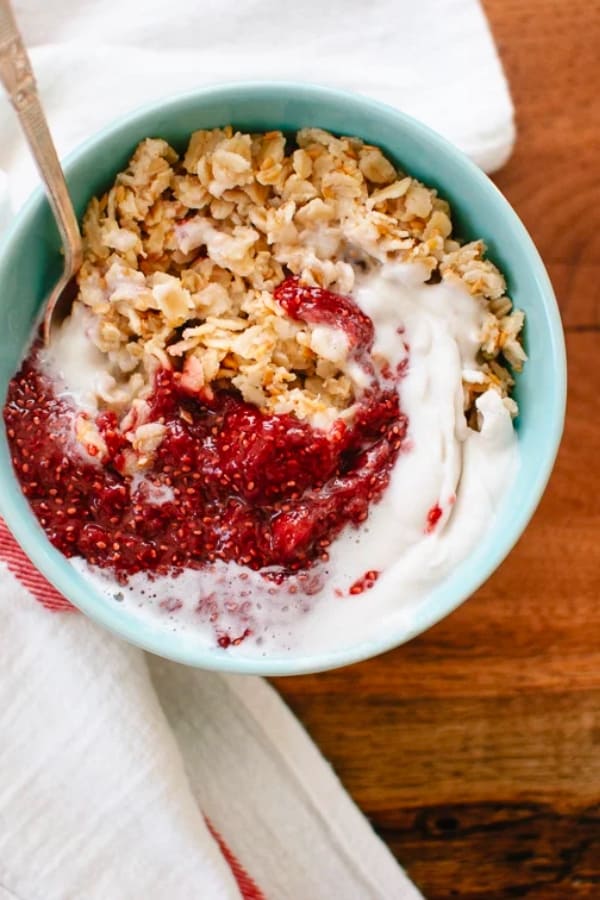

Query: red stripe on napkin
left=206, top=818, right=266, bottom=900
left=0, top=518, right=74, bottom=612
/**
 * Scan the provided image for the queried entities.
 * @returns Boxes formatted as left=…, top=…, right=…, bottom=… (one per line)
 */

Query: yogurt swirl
left=68, top=264, right=518, bottom=656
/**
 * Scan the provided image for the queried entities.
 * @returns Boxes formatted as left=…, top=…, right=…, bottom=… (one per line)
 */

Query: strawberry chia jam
left=3, top=280, right=408, bottom=582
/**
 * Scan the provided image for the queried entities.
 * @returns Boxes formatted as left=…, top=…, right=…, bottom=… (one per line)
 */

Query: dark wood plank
left=273, top=1, right=600, bottom=895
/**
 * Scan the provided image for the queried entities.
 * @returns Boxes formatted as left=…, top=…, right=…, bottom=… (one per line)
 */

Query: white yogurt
left=57, top=264, right=517, bottom=656
left=41, top=303, right=130, bottom=413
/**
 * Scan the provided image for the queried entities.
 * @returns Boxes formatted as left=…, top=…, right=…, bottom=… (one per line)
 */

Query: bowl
left=0, top=83, right=566, bottom=674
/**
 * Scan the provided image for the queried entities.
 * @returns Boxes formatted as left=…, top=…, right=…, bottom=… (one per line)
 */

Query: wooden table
left=273, top=2, right=600, bottom=896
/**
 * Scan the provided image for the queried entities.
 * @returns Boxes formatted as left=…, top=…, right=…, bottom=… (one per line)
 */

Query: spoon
left=0, top=0, right=82, bottom=344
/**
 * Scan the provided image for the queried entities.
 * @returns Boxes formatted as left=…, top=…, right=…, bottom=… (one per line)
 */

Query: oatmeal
left=3, top=128, right=526, bottom=653
left=71, top=127, right=523, bottom=451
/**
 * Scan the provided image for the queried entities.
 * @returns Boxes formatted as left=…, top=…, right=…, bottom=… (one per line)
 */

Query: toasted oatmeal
left=72, top=127, right=525, bottom=437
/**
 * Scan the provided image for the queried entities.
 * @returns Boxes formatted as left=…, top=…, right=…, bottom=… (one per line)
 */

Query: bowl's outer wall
left=0, top=84, right=566, bottom=674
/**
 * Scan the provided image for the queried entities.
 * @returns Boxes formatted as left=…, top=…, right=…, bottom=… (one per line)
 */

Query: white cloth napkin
left=0, top=1, right=514, bottom=896
left=0, top=0, right=514, bottom=212
left=0, top=532, right=419, bottom=899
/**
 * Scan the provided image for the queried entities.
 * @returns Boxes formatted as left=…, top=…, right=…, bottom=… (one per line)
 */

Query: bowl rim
left=0, top=81, right=567, bottom=674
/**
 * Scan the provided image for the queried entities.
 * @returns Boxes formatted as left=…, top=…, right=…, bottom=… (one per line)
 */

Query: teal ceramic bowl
left=0, top=83, right=566, bottom=674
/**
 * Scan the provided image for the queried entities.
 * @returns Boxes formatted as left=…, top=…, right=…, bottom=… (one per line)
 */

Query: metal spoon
left=0, top=0, right=82, bottom=344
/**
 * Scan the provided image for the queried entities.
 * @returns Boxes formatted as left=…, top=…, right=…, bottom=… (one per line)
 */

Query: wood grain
left=272, top=2, right=600, bottom=896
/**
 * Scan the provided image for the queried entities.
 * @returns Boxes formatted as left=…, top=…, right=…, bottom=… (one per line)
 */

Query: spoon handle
left=0, top=0, right=82, bottom=265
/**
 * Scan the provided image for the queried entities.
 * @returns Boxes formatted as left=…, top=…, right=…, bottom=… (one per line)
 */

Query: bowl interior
left=0, top=83, right=566, bottom=674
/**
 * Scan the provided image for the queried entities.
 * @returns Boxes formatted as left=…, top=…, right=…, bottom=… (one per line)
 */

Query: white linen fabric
left=0, top=1, right=513, bottom=896
left=0, top=0, right=514, bottom=211
left=0, top=566, right=421, bottom=899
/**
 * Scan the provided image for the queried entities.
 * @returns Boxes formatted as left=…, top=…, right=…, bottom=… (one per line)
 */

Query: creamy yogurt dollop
left=61, top=263, right=517, bottom=656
